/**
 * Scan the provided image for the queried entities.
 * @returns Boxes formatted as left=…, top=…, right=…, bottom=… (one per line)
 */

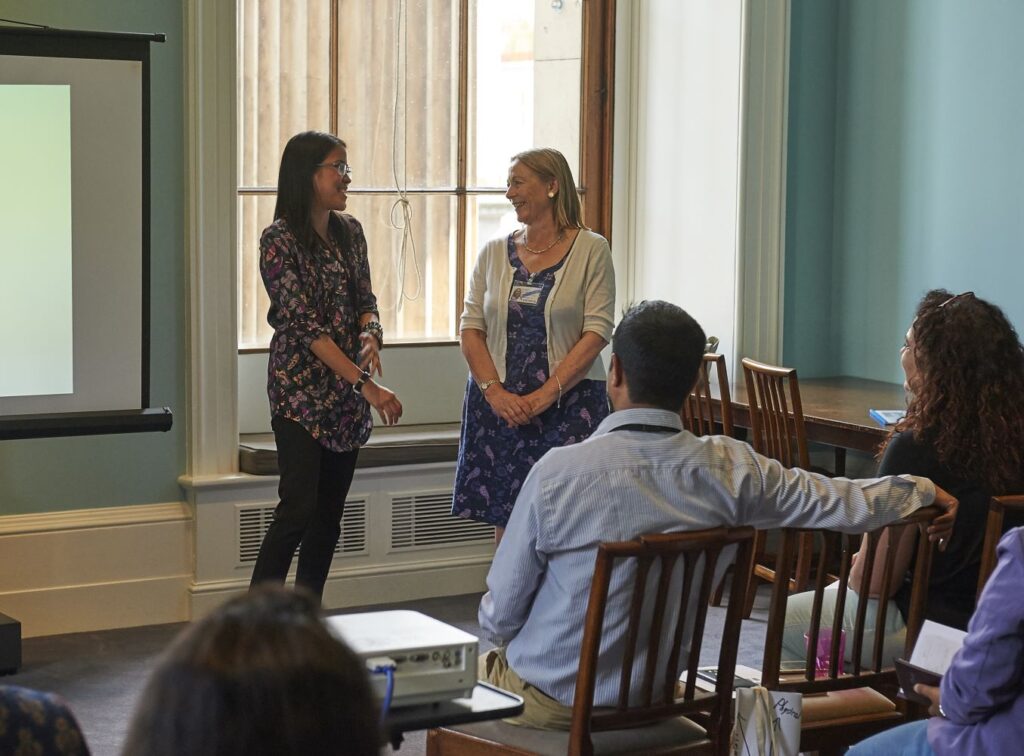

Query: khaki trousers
left=480, top=648, right=574, bottom=730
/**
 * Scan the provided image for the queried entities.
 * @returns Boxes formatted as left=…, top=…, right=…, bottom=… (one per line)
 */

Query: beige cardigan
left=459, top=229, right=615, bottom=383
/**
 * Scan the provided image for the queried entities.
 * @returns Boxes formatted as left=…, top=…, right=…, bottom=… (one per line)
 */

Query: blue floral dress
left=452, top=237, right=609, bottom=527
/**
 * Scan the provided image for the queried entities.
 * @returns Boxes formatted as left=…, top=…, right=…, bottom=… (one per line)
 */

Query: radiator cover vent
left=238, top=498, right=368, bottom=565
left=391, top=491, right=493, bottom=550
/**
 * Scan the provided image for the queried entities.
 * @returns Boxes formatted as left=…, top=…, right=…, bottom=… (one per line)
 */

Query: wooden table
left=712, top=376, right=906, bottom=472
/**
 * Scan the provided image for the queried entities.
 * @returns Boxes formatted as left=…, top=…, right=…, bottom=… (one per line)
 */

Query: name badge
left=509, top=283, right=543, bottom=306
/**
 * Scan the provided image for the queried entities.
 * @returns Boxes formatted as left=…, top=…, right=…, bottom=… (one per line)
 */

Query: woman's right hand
left=485, top=385, right=532, bottom=427
left=363, top=381, right=403, bottom=426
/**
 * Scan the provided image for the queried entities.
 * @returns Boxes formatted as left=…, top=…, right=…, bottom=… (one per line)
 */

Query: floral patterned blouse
left=0, top=685, right=89, bottom=755
left=259, top=214, right=378, bottom=452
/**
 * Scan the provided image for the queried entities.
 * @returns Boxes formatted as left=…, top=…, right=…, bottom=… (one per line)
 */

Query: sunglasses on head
left=938, top=291, right=975, bottom=309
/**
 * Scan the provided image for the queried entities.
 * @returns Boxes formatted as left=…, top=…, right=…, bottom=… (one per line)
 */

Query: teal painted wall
left=785, top=0, right=1024, bottom=382
left=783, top=0, right=839, bottom=377
left=0, top=2, right=186, bottom=514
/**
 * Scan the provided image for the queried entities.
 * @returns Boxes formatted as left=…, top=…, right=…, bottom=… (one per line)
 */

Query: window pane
left=238, top=194, right=277, bottom=349
left=337, top=0, right=458, bottom=189
left=238, top=0, right=332, bottom=189
left=465, top=193, right=519, bottom=276
left=469, top=0, right=581, bottom=189
left=347, top=193, right=456, bottom=341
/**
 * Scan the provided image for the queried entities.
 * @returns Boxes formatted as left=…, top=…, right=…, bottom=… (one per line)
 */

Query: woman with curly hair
left=783, top=289, right=1024, bottom=665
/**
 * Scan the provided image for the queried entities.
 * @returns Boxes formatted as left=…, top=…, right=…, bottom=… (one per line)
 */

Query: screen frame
left=0, top=26, right=170, bottom=439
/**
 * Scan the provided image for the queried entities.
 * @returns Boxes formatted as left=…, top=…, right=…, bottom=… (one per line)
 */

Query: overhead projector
left=325, top=610, right=479, bottom=707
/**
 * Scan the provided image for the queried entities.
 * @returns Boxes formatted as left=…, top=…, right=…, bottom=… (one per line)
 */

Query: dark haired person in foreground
left=848, top=527, right=1024, bottom=756
left=121, top=587, right=379, bottom=756
left=783, top=289, right=1024, bottom=666
left=250, top=131, right=402, bottom=602
left=478, top=300, right=958, bottom=729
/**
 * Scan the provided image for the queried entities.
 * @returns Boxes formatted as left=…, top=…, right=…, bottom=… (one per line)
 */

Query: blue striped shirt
left=478, top=408, right=936, bottom=706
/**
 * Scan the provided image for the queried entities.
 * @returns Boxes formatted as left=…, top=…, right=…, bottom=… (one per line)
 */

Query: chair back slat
left=662, top=551, right=693, bottom=701
left=679, top=548, right=721, bottom=702
left=800, top=531, right=850, bottom=680
left=849, top=531, right=875, bottom=675
left=615, top=558, right=651, bottom=709
left=640, top=552, right=678, bottom=706
left=977, top=495, right=1024, bottom=596
left=682, top=354, right=734, bottom=437
left=568, top=527, right=756, bottom=756
left=870, top=525, right=906, bottom=669
left=761, top=508, right=940, bottom=697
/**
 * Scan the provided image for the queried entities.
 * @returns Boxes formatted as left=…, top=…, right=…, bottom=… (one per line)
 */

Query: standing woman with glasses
left=452, top=148, right=615, bottom=542
left=250, top=131, right=402, bottom=602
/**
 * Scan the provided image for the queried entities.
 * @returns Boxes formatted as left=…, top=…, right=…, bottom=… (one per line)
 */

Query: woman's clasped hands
left=484, top=384, right=534, bottom=427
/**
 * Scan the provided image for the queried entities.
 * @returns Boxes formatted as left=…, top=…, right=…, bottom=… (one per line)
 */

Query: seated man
left=478, top=300, right=957, bottom=729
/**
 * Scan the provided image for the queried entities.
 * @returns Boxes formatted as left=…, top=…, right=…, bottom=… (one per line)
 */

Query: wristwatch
left=478, top=379, right=500, bottom=393
left=353, top=369, right=371, bottom=394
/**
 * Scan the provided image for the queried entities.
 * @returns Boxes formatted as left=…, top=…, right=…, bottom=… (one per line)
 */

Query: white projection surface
left=0, top=55, right=143, bottom=415
left=0, top=84, right=73, bottom=397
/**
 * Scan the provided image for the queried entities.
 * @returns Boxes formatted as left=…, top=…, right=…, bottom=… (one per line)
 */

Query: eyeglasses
left=316, top=160, right=352, bottom=177
left=938, top=291, right=975, bottom=309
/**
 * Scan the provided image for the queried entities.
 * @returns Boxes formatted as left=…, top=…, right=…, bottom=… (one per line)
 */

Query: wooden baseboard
left=0, top=502, right=192, bottom=637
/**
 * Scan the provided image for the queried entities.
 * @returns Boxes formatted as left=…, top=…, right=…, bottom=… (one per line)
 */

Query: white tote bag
left=730, top=686, right=802, bottom=756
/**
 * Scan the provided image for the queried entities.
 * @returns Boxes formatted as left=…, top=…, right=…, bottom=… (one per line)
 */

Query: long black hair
left=274, top=130, right=350, bottom=252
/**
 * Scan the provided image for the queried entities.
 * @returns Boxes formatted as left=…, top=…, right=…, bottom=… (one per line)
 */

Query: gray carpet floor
left=2, top=589, right=771, bottom=756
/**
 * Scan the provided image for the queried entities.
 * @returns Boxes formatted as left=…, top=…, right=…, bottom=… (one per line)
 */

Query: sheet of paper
left=909, top=620, right=967, bottom=674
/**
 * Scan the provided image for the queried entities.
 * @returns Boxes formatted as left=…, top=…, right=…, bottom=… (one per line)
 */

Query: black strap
left=607, top=423, right=679, bottom=434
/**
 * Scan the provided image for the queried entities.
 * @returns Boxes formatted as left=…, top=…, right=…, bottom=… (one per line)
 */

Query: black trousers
left=249, top=416, right=359, bottom=601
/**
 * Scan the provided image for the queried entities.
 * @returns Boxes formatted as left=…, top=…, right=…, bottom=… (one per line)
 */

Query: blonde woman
left=452, top=148, right=615, bottom=540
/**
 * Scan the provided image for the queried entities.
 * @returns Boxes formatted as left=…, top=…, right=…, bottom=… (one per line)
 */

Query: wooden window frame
left=236, top=0, right=616, bottom=349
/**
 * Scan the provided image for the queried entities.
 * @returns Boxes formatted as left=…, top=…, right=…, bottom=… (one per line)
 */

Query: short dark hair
left=274, top=130, right=348, bottom=251
left=612, top=300, right=706, bottom=411
left=122, top=587, right=379, bottom=756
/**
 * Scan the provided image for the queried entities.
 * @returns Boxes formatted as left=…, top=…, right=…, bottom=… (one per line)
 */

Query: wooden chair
left=759, top=507, right=940, bottom=756
left=740, top=358, right=816, bottom=616
left=741, top=357, right=811, bottom=467
left=426, top=527, right=756, bottom=756
left=976, top=494, right=1024, bottom=597
left=682, top=354, right=733, bottom=438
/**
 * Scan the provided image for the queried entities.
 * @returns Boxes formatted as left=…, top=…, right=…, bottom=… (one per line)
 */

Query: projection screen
left=0, top=27, right=170, bottom=439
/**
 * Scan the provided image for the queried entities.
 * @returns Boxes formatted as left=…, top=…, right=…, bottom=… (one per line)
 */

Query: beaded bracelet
left=362, top=320, right=384, bottom=347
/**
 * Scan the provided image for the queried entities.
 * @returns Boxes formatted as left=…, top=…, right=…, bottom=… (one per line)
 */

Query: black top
left=882, top=430, right=1024, bottom=629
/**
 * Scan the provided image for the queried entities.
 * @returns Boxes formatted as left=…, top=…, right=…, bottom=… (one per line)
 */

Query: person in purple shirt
left=849, top=527, right=1024, bottom=755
